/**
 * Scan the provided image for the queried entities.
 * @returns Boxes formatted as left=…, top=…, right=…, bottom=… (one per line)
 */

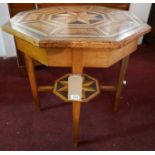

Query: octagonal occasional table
left=3, top=5, right=151, bottom=146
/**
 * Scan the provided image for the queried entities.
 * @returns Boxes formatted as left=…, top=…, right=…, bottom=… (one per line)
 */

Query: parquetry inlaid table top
left=3, top=5, right=151, bottom=48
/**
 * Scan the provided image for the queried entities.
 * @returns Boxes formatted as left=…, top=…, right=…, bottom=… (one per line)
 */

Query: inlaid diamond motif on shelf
left=53, top=74, right=100, bottom=103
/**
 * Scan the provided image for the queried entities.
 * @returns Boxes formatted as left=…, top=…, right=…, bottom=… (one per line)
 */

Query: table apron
left=15, top=37, right=138, bottom=68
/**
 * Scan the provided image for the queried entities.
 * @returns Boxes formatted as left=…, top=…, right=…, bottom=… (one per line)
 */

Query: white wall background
left=0, top=3, right=16, bottom=58
left=0, top=3, right=152, bottom=58
left=129, top=3, right=152, bottom=23
left=129, top=3, right=152, bottom=43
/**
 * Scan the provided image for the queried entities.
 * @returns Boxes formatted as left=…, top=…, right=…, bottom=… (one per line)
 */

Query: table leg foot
left=73, top=143, right=78, bottom=147
left=72, top=101, right=81, bottom=147
left=114, top=56, right=129, bottom=111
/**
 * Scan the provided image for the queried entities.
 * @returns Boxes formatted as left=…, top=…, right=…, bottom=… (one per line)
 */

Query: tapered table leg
left=72, top=101, right=81, bottom=147
left=72, top=48, right=83, bottom=146
left=114, top=56, right=129, bottom=111
left=24, top=54, right=41, bottom=111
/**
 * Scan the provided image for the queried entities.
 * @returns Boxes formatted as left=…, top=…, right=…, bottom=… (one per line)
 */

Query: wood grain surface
left=3, top=5, right=151, bottom=48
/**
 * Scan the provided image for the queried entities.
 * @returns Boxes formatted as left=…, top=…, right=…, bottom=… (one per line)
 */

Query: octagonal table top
left=3, top=5, right=151, bottom=48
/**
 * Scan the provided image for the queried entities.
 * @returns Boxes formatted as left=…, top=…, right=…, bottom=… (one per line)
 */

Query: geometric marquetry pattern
left=53, top=74, right=100, bottom=103
left=10, top=5, right=149, bottom=42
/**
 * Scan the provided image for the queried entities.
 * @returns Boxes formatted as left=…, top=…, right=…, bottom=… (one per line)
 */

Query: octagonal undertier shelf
left=53, top=74, right=100, bottom=103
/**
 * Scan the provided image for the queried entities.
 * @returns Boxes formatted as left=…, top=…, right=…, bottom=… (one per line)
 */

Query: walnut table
left=3, top=5, right=151, bottom=146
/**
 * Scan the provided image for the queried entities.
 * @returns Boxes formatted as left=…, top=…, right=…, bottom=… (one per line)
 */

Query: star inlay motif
left=10, top=6, right=146, bottom=41
left=51, top=11, right=103, bottom=24
left=54, top=74, right=100, bottom=102
left=57, top=78, right=96, bottom=99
